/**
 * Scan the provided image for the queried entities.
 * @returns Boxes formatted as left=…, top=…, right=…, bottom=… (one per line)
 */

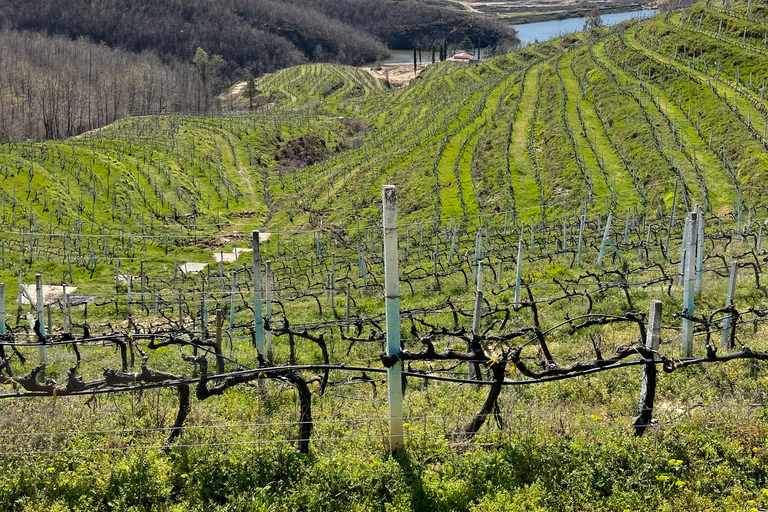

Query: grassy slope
left=5, top=2, right=768, bottom=510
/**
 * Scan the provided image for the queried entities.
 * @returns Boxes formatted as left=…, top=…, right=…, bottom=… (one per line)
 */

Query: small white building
left=447, top=51, right=475, bottom=63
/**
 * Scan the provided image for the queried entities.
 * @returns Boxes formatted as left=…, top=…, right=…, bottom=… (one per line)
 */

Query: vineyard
left=3, top=1, right=768, bottom=510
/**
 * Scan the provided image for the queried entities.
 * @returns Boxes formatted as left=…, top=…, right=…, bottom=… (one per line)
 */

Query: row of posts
left=0, top=189, right=745, bottom=451
left=380, top=191, right=742, bottom=451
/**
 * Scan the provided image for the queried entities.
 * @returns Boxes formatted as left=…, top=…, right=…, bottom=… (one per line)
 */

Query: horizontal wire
left=0, top=418, right=756, bottom=457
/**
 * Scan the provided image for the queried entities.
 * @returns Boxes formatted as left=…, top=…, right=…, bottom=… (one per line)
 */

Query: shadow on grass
left=393, top=450, right=434, bottom=512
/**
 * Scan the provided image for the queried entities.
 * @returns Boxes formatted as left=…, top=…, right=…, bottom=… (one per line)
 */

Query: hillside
left=0, top=29, right=201, bottom=140
left=0, top=0, right=518, bottom=77
left=4, top=1, right=768, bottom=510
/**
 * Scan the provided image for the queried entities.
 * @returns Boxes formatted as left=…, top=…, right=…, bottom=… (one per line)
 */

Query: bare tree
left=584, top=9, right=604, bottom=31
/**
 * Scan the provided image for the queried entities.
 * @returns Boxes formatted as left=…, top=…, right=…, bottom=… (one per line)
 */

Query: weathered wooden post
left=345, top=282, right=351, bottom=336
left=265, top=262, right=273, bottom=362
left=514, top=238, right=523, bottom=304
left=253, top=230, right=264, bottom=355
left=576, top=213, right=585, bottom=266
left=633, top=300, right=662, bottom=435
left=623, top=207, right=630, bottom=244
left=562, top=218, right=568, bottom=251
left=215, top=309, right=224, bottom=373
left=597, top=212, right=613, bottom=267
left=35, top=274, right=47, bottom=367
left=473, top=230, right=482, bottom=282
left=201, top=290, right=208, bottom=339
left=0, top=284, right=5, bottom=338
left=695, top=204, right=705, bottom=297
left=721, top=262, right=738, bottom=349
left=530, top=216, right=535, bottom=252
left=382, top=185, right=404, bottom=453
left=229, top=272, right=237, bottom=330
left=62, top=284, right=69, bottom=334
left=330, top=254, right=336, bottom=309
left=682, top=211, right=698, bottom=357
left=470, top=260, right=483, bottom=380
left=126, top=269, right=132, bottom=317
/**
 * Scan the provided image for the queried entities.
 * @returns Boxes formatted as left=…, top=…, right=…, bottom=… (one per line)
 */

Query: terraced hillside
left=5, top=2, right=768, bottom=510
left=3, top=6, right=764, bottom=243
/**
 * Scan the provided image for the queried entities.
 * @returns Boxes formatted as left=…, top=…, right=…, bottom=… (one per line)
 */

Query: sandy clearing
left=363, top=63, right=429, bottom=88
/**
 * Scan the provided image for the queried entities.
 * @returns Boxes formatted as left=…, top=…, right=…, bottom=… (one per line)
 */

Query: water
left=380, top=50, right=425, bottom=66
left=366, top=9, right=657, bottom=66
left=512, top=9, right=658, bottom=47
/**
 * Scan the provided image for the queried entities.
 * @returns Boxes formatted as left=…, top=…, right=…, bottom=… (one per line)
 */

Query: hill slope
left=4, top=3, right=768, bottom=511
left=1, top=2, right=766, bottom=239
left=0, top=0, right=518, bottom=76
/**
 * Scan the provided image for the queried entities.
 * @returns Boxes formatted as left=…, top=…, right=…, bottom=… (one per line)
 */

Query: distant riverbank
left=513, top=8, right=658, bottom=46
left=364, top=8, right=659, bottom=66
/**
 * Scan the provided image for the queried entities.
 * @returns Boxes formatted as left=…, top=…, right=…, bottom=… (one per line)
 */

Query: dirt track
left=363, top=63, right=429, bottom=88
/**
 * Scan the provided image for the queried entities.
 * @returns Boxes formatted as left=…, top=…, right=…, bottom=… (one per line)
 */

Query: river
left=512, top=9, right=659, bottom=47
left=371, top=9, right=658, bottom=65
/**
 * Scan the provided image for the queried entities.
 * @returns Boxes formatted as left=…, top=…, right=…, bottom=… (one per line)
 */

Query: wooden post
left=562, top=218, right=568, bottom=251
left=473, top=230, right=482, bottom=282
left=215, top=309, right=224, bottom=373
left=229, top=272, right=236, bottom=330
left=178, top=288, right=183, bottom=328
left=265, top=262, right=273, bottom=362
left=530, top=216, right=535, bottom=252
left=721, top=262, right=738, bottom=349
left=597, top=212, right=613, bottom=267
left=330, top=254, right=335, bottom=309
left=345, top=282, right=351, bottom=336
left=470, top=261, right=483, bottom=380
left=682, top=212, right=698, bottom=357
left=670, top=178, right=678, bottom=228
left=201, top=290, right=209, bottom=339
left=382, top=185, right=404, bottom=454
left=695, top=205, right=705, bottom=297
left=576, top=213, right=585, bottom=266
left=16, top=269, right=22, bottom=322
left=623, top=207, right=630, bottom=244
left=514, top=238, right=523, bottom=304
left=677, top=217, right=688, bottom=286
left=126, top=269, right=132, bottom=317
left=633, top=300, right=662, bottom=436
left=35, top=274, right=47, bottom=367
left=253, top=231, right=264, bottom=354
left=62, top=284, right=69, bottom=334
left=0, top=284, right=5, bottom=338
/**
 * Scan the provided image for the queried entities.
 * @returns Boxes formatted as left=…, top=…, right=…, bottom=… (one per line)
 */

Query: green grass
left=4, top=2, right=768, bottom=509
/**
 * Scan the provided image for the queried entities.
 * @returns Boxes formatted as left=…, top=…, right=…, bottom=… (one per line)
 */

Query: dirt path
left=451, top=0, right=481, bottom=13
left=363, top=63, right=428, bottom=88
left=236, top=166, right=255, bottom=197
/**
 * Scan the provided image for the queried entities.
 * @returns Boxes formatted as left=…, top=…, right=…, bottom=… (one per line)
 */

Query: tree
left=193, top=47, right=225, bottom=111
left=584, top=9, right=603, bottom=32
left=244, top=74, right=258, bottom=111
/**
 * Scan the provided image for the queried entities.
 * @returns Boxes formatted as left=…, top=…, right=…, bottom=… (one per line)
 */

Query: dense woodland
left=0, top=30, right=201, bottom=140
left=0, top=0, right=517, bottom=75
left=0, top=0, right=517, bottom=140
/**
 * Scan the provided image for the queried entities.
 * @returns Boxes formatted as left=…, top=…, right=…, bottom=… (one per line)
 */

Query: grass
left=3, top=1, right=768, bottom=509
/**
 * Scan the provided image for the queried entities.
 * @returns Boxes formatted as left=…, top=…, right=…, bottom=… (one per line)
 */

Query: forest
left=0, top=0, right=517, bottom=140
left=0, top=0, right=517, bottom=75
